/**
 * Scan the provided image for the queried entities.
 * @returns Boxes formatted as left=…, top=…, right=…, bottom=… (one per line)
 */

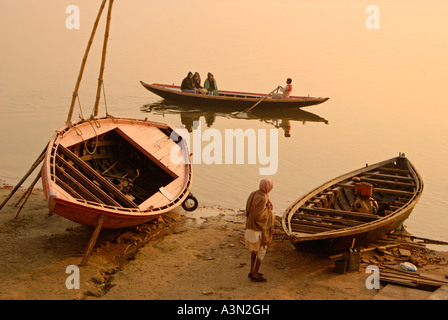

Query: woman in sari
left=245, top=178, right=275, bottom=282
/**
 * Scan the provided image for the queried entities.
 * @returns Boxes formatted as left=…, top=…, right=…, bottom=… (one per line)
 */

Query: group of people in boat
left=181, top=72, right=293, bottom=99
left=181, top=71, right=219, bottom=96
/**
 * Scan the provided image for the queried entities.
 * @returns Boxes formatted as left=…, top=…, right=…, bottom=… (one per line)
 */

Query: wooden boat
left=41, top=116, right=193, bottom=229
left=282, top=154, right=423, bottom=252
left=17, top=0, right=198, bottom=265
left=140, top=82, right=329, bottom=110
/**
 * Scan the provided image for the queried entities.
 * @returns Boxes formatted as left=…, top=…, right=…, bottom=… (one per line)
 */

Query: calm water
left=1, top=1, right=447, bottom=245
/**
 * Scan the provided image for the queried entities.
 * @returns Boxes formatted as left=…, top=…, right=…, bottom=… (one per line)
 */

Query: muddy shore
left=0, top=187, right=447, bottom=301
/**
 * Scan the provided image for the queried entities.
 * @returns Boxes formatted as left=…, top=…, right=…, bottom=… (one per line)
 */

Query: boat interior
left=289, top=160, right=417, bottom=235
left=51, top=128, right=176, bottom=208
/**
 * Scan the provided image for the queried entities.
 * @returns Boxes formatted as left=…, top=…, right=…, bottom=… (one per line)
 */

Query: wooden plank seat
left=363, top=172, right=414, bottom=181
left=336, top=183, right=415, bottom=197
left=290, top=218, right=347, bottom=230
left=358, top=177, right=416, bottom=188
left=290, top=222, right=341, bottom=234
left=54, top=168, right=86, bottom=200
left=377, top=167, right=410, bottom=175
left=298, top=206, right=380, bottom=222
left=57, top=145, right=138, bottom=208
left=292, top=213, right=364, bottom=227
left=55, top=163, right=103, bottom=203
left=56, top=155, right=122, bottom=207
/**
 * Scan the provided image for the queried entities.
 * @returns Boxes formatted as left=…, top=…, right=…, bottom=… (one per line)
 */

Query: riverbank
left=0, top=186, right=447, bottom=300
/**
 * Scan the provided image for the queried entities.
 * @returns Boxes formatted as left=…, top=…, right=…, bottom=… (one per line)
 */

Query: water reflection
left=141, top=100, right=329, bottom=137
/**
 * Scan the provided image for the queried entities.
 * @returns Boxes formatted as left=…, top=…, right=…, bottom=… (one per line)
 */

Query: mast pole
left=93, top=0, right=114, bottom=117
left=66, top=0, right=108, bottom=124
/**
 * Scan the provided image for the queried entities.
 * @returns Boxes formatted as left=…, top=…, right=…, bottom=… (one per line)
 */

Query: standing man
left=244, top=178, right=275, bottom=282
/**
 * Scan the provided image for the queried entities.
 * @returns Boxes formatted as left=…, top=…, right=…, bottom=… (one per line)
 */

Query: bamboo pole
left=390, top=234, right=448, bottom=246
left=66, top=0, right=108, bottom=124
left=14, top=166, right=42, bottom=207
left=80, top=215, right=105, bottom=266
left=0, top=145, right=47, bottom=211
left=93, top=0, right=114, bottom=117
left=14, top=167, right=42, bottom=219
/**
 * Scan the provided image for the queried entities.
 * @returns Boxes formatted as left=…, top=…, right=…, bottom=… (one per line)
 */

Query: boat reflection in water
left=141, top=101, right=329, bottom=138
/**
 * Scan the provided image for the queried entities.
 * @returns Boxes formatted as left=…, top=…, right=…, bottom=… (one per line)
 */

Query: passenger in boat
left=204, top=72, right=219, bottom=96
left=181, top=72, right=199, bottom=94
left=272, top=78, right=292, bottom=99
left=192, top=72, right=202, bottom=88
left=244, top=178, right=275, bottom=282
left=193, top=72, right=208, bottom=94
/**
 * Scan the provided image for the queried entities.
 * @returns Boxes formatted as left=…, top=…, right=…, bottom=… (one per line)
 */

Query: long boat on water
left=140, top=81, right=329, bottom=110
left=282, top=154, right=423, bottom=252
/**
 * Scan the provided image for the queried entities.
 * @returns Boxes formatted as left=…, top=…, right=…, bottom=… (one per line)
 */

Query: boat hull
left=140, top=82, right=329, bottom=110
left=41, top=116, right=193, bottom=229
left=291, top=203, right=416, bottom=252
left=51, top=198, right=161, bottom=229
left=282, top=155, right=423, bottom=253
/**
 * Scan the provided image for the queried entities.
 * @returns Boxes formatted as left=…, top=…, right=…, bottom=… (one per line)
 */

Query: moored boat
left=41, top=116, right=193, bottom=229
left=281, top=154, right=423, bottom=252
left=33, top=0, right=198, bottom=265
left=140, top=82, right=329, bottom=110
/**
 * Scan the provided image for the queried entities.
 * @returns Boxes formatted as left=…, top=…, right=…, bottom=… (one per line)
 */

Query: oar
left=231, top=87, right=279, bottom=117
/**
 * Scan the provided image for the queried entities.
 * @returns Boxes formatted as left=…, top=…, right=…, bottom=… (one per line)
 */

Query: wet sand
left=0, top=187, right=447, bottom=300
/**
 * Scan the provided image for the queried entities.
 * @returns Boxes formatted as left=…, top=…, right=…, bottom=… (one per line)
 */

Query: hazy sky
left=1, top=0, right=447, bottom=98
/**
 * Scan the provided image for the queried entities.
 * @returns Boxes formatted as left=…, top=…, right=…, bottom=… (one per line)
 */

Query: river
left=1, top=0, right=447, bottom=245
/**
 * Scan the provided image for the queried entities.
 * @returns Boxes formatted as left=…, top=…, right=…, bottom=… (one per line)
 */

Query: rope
left=76, top=94, right=85, bottom=120
left=102, top=81, right=110, bottom=116
left=102, top=81, right=117, bottom=122
left=84, top=120, right=99, bottom=155
left=68, top=118, right=99, bottom=156
left=90, top=117, right=101, bottom=129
